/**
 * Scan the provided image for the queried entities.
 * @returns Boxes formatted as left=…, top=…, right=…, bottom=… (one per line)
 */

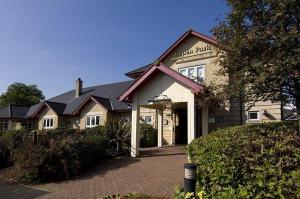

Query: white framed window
left=248, top=111, right=259, bottom=121
left=86, top=115, right=100, bottom=128
left=144, top=116, right=152, bottom=124
left=43, top=118, right=54, bottom=129
left=178, top=65, right=205, bottom=82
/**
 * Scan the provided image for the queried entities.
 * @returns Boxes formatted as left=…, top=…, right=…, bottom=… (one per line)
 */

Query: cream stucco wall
left=163, top=35, right=227, bottom=86
left=135, top=73, right=195, bottom=105
left=79, top=101, right=108, bottom=129
left=133, top=72, right=195, bottom=145
left=38, top=106, right=59, bottom=130
left=244, top=101, right=281, bottom=123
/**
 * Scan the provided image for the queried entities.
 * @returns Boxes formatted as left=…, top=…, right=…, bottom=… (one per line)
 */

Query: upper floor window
left=248, top=111, right=259, bottom=121
left=43, top=118, right=54, bottom=129
left=86, top=115, right=100, bottom=128
left=178, top=65, right=205, bottom=82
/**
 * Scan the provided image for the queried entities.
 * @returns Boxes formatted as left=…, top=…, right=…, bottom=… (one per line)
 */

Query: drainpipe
left=239, top=94, right=243, bottom=125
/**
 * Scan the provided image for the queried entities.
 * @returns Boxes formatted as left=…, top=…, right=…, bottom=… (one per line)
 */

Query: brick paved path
left=33, top=146, right=187, bottom=199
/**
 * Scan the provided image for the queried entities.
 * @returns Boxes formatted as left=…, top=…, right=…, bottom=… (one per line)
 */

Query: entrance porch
left=131, top=99, right=208, bottom=157
left=119, top=63, right=208, bottom=157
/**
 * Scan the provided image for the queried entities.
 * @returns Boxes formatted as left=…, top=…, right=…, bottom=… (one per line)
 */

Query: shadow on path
left=0, top=179, right=48, bottom=199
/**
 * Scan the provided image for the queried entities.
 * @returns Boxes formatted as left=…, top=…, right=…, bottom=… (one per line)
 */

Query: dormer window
left=178, top=65, right=205, bottom=82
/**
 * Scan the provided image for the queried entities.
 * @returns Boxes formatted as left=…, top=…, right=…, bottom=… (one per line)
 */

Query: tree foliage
left=213, top=0, right=300, bottom=114
left=0, top=82, right=44, bottom=107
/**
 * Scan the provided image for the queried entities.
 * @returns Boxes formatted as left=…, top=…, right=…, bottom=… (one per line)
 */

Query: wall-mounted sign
left=172, top=44, right=214, bottom=59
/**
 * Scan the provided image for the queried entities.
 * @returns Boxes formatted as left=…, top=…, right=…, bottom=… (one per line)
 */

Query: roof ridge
left=84, top=80, right=134, bottom=90
left=46, top=100, right=66, bottom=105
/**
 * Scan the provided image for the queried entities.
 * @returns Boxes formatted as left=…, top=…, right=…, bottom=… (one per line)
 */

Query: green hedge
left=0, top=130, right=29, bottom=169
left=187, top=121, right=300, bottom=198
left=13, top=135, right=109, bottom=183
left=139, top=124, right=157, bottom=148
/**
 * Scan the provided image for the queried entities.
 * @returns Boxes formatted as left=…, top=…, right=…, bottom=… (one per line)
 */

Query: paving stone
left=32, top=146, right=186, bottom=199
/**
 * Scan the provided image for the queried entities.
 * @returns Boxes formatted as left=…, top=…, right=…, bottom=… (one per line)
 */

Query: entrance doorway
left=174, top=105, right=187, bottom=145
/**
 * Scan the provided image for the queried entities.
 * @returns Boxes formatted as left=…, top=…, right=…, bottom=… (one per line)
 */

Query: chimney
left=75, top=78, right=83, bottom=97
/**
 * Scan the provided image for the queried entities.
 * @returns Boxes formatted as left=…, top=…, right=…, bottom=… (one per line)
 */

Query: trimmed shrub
left=187, top=121, right=300, bottom=198
left=13, top=135, right=109, bottom=183
left=46, top=127, right=77, bottom=137
left=139, top=124, right=157, bottom=148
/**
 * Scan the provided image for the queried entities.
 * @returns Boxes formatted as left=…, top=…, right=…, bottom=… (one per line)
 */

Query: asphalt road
left=0, top=179, right=48, bottom=199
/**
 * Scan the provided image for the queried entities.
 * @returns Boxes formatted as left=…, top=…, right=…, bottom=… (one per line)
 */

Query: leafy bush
left=1, top=129, right=28, bottom=150
left=175, top=186, right=206, bottom=199
left=139, top=124, right=157, bottom=148
left=0, top=129, right=29, bottom=169
left=98, top=193, right=167, bottom=199
left=13, top=135, right=109, bottom=183
left=187, top=121, right=300, bottom=198
left=0, top=140, right=11, bottom=169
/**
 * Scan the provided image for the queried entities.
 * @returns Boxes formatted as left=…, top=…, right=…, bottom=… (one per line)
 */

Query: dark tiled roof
left=92, top=96, right=112, bottom=111
left=46, top=101, right=66, bottom=115
left=0, top=106, right=9, bottom=118
left=25, top=102, right=42, bottom=118
left=26, top=80, right=133, bottom=117
left=125, top=63, right=152, bottom=78
left=0, top=105, right=31, bottom=119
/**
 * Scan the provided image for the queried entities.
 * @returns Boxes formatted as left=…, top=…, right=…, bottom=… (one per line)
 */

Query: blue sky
left=0, top=0, right=228, bottom=98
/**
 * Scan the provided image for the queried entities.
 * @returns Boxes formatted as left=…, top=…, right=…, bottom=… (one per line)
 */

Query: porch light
left=148, top=95, right=172, bottom=109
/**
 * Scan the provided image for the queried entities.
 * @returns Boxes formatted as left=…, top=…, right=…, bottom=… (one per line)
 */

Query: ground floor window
left=86, top=115, right=100, bottom=128
left=0, top=120, right=8, bottom=132
left=43, top=118, right=54, bottom=129
left=21, top=121, right=32, bottom=130
left=248, top=111, right=259, bottom=121
left=144, top=116, right=152, bottom=124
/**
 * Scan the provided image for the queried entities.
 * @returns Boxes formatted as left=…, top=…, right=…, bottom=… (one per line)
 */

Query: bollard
left=184, top=163, right=197, bottom=194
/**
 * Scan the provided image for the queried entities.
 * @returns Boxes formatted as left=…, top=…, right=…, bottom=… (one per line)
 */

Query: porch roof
left=119, top=63, right=203, bottom=102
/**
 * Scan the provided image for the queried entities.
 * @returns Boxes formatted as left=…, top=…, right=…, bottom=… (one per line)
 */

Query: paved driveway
left=32, top=146, right=187, bottom=199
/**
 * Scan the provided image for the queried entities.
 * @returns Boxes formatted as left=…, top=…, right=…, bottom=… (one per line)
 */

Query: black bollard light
left=184, top=163, right=197, bottom=194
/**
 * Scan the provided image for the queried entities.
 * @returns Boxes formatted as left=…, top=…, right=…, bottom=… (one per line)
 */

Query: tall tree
left=213, top=0, right=300, bottom=117
left=0, top=83, right=45, bottom=107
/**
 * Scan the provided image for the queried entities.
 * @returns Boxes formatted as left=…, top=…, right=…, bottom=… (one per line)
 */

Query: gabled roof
left=0, top=105, right=31, bottom=119
left=119, top=63, right=203, bottom=102
left=125, top=29, right=220, bottom=79
left=72, top=95, right=112, bottom=115
left=125, top=63, right=153, bottom=79
left=156, top=29, right=220, bottom=63
left=26, top=80, right=133, bottom=118
left=29, top=101, right=66, bottom=118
